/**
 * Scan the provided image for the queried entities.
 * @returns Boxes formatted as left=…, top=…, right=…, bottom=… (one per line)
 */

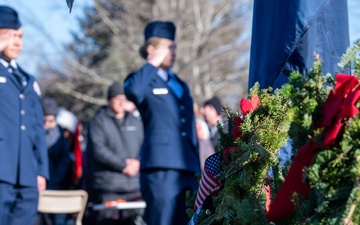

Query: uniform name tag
left=0, top=76, right=7, bottom=83
left=152, top=88, right=168, bottom=95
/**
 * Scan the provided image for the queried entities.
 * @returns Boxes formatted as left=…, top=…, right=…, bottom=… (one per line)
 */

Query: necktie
left=167, top=72, right=183, bottom=98
left=8, top=65, right=27, bottom=87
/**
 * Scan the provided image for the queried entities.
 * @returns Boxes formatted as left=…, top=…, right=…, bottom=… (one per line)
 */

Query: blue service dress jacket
left=124, top=63, right=201, bottom=174
left=0, top=63, right=49, bottom=187
left=248, top=0, right=350, bottom=90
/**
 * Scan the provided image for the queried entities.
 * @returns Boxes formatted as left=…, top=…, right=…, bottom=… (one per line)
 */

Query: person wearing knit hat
left=86, top=81, right=144, bottom=225
left=0, top=6, right=49, bottom=225
left=107, top=81, right=127, bottom=120
left=204, top=96, right=222, bottom=116
left=107, top=80, right=124, bottom=100
left=203, top=96, right=225, bottom=148
left=42, top=97, right=59, bottom=133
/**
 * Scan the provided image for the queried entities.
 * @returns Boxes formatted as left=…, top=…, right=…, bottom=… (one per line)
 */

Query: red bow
left=266, top=74, right=360, bottom=222
left=232, top=94, right=260, bottom=140
left=240, top=94, right=260, bottom=115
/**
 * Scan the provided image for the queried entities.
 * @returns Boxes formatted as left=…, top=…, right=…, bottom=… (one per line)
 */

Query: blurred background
left=0, top=0, right=358, bottom=126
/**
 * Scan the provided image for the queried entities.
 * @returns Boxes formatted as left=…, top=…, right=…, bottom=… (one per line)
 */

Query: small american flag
left=194, top=152, right=222, bottom=210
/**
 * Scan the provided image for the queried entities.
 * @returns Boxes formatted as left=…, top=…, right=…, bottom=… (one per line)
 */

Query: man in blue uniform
left=0, top=6, right=49, bottom=225
left=124, top=21, right=201, bottom=225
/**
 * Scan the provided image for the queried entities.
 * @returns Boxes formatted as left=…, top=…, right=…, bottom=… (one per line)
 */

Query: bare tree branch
left=56, top=82, right=107, bottom=105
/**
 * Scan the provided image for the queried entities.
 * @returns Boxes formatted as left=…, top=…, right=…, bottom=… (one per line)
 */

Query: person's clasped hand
left=122, top=158, right=140, bottom=177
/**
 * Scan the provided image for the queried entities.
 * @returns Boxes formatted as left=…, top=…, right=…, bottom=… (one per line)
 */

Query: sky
left=348, top=0, right=360, bottom=43
left=0, top=0, right=92, bottom=74
left=0, top=0, right=359, bottom=76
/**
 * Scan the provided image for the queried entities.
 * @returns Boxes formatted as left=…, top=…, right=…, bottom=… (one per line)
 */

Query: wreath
left=188, top=40, right=360, bottom=225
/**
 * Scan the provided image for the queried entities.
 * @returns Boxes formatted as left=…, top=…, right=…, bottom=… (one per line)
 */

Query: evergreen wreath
left=188, top=40, right=360, bottom=225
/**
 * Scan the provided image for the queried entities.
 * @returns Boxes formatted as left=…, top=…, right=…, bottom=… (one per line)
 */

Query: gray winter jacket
left=87, top=106, right=143, bottom=192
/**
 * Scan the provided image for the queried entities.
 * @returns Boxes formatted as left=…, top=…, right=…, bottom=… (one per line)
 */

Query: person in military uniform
left=124, top=21, right=201, bottom=225
left=0, top=6, right=49, bottom=225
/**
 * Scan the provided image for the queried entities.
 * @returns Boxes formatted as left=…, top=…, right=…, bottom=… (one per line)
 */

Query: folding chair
left=38, top=190, right=88, bottom=225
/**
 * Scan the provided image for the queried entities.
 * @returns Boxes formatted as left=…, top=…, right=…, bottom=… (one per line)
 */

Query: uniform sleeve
left=34, top=92, right=50, bottom=179
left=124, top=62, right=159, bottom=106
left=135, top=118, right=144, bottom=160
left=88, top=116, right=127, bottom=172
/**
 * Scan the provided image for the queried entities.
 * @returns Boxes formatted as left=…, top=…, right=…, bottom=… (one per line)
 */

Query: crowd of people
left=0, top=5, right=228, bottom=225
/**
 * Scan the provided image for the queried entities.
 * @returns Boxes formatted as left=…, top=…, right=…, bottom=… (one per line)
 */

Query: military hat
left=144, top=21, right=176, bottom=42
left=0, top=6, right=21, bottom=29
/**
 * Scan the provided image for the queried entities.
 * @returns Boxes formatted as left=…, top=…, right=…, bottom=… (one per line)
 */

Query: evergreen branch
left=222, top=106, right=233, bottom=120
left=224, top=145, right=266, bottom=180
left=338, top=39, right=360, bottom=70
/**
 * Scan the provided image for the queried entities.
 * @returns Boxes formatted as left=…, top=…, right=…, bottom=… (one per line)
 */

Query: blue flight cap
left=0, top=6, right=21, bottom=29
left=144, top=21, right=176, bottom=42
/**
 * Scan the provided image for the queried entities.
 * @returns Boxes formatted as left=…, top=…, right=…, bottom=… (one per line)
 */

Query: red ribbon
left=266, top=74, right=360, bottom=222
